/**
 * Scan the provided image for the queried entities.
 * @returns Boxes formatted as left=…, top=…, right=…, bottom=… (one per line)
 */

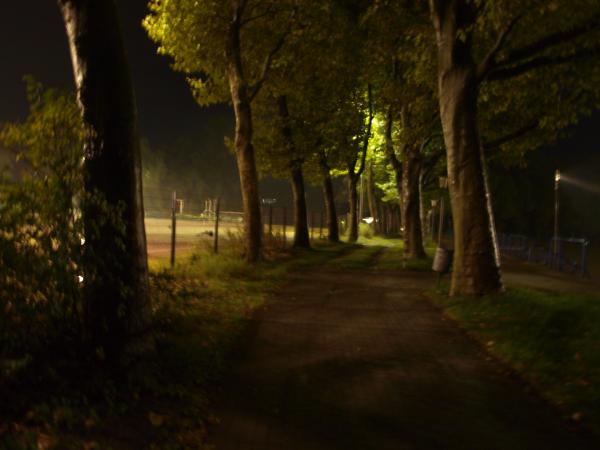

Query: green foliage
left=0, top=79, right=85, bottom=355
left=144, top=0, right=297, bottom=107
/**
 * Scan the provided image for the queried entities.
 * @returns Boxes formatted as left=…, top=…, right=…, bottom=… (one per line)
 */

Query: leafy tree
left=144, top=0, right=296, bottom=261
left=254, top=94, right=311, bottom=248
left=58, top=0, right=150, bottom=357
left=428, top=0, right=600, bottom=295
left=252, top=1, right=367, bottom=246
left=0, top=80, right=84, bottom=353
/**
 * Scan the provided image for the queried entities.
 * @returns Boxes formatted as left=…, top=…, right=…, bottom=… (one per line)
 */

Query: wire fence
left=145, top=193, right=342, bottom=266
left=498, top=233, right=591, bottom=278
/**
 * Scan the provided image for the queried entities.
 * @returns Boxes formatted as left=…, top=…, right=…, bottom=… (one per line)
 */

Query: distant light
left=362, top=217, right=374, bottom=224
left=80, top=237, right=85, bottom=245
left=555, top=169, right=561, bottom=182
left=77, top=275, right=84, bottom=283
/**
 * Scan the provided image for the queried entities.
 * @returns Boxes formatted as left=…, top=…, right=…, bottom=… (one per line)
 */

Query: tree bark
left=430, top=0, right=503, bottom=296
left=384, top=107, right=404, bottom=230
left=277, top=95, right=309, bottom=248
left=366, top=162, right=381, bottom=234
left=347, top=174, right=359, bottom=242
left=319, top=152, right=339, bottom=242
left=402, top=143, right=426, bottom=259
left=290, top=160, right=310, bottom=248
left=225, top=3, right=262, bottom=262
left=419, top=171, right=427, bottom=243
left=58, top=0, right=149, bottom=357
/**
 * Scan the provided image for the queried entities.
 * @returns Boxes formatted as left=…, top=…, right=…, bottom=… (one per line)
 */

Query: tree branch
left=496, top=15, right=600, bottom=69
left=476, top=14, right=522, bottom=81
left=384, top=105, right=401, bottom=173
left=483, top=120, right=539, bottom=150
left=356, top=84, right=374, bottom=178
left=488, top=43, right=600, bottom=81
left=248, top=35, right=287, bottom=102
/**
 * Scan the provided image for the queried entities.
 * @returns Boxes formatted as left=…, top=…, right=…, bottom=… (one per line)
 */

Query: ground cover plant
left=431, top=288, right=600, bottom=437
left=0, top=234, right=353, bottom=449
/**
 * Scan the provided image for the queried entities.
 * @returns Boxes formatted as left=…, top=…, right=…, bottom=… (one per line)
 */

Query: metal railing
left=498, top=233, right=590, bottom=278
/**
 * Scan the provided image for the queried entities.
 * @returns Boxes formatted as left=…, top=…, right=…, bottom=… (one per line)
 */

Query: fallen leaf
left=148, top=411, right=165, bottom=427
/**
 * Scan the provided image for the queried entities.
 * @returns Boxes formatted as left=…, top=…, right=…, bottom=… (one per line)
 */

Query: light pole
left=553, top=169, right=560, bottom=268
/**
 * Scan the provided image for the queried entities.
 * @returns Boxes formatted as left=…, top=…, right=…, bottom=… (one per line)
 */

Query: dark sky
left=0, top=0, right=319, bottom=211
left=0, top=0, right=230, bottom=148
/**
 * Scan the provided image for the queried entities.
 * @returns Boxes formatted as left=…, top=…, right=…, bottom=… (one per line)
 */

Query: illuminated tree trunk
left=320, top=152, right=339, bottom=242
left=384, top=107, right=403, bottom=231
left=430, top=0, right=503, bottom=295
left=402, top=143, right=426, bottom=259
left=226, top=3, right=262, bottom=262
left=347, top=174, right=359, bottom=242
left=58, top=0, right=149, bottom=356
left=419, top=172, right=427, bottom=242
left=290, top=161, right=310, bottom=248
left=366, top=162, right=381, bottom=234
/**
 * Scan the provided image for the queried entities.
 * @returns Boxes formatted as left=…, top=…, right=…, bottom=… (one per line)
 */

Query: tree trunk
left=402, top=143, right=426, bottom=259
left=384, top=107, right=404, bottom=231
left=366, top=162, right=380, bottom=234
left=430, top=0, right=503, bottom=295
left=320, top=153, right=339, bottom=242
left=58, top=0, right=149, bottom=357
left=290, top=161, right=310, bottom=248
left=277, top=95, right=309, bottom=248
left=347, top=175, right=359, bottom=242
left=226, top=7, right=261, bottom=262
left=419, top=171, right=427, bottom=243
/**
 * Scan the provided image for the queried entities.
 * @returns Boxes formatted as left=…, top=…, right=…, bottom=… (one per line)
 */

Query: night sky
left=0, top=1, right=598, bottom=240
left=0, top=0, right=222, bottom=146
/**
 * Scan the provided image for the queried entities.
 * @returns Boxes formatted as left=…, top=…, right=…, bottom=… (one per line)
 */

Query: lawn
left=431, top=287, right=600, bottom=436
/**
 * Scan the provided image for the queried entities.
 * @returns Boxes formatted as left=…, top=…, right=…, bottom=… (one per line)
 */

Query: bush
left=359, top=222, right=374, bottom=239
left=0, top=79, right=85, bottom=356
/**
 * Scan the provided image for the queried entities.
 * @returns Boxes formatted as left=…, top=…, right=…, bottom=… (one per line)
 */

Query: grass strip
left=430, top=287, right=600, bottom=436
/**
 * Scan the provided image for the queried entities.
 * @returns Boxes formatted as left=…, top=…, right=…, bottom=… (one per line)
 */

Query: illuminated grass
left=325, top=244, right=384, bottom=269
left=431, top=288, right=600, bottom=436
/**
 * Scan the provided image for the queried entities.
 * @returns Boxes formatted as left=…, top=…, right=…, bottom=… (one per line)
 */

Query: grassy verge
left=0, top=238, right=353, bottom=449
left=374, top=239, right=435, bottom=271
left=430, top=287, right=600, bottom=436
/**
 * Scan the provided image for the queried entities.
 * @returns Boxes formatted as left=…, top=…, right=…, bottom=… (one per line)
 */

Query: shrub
left=0, top=79, right=85, bottom=356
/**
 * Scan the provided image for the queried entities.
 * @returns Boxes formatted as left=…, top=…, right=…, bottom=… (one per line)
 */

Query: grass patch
left=0, top=235, right=352, bottom=449
left=375, top=240, right=435, bottom=272
left=431, top=287, right=600, bottom=435
left=326, top=244, right=384, bottom=269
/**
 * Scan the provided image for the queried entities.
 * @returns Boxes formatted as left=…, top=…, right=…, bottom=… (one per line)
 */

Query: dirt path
left=210, top=266, right=596, bottom=450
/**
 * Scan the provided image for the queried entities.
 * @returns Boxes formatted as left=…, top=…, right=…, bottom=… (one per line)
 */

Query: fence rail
left=498, top=233, right=590, bottom=278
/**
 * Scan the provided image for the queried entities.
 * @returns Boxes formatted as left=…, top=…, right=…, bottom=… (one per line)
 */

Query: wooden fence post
left=214, top=197, right=220, bottom=254
left=170, top=190, right=177, bottom=269
left=283, top=207, right=287, bottom=246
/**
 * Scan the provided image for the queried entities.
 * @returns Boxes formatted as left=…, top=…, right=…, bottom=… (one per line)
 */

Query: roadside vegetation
left=431, top=287, right=600, bottom=438
left=0, top=235, right=354, bottom=449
